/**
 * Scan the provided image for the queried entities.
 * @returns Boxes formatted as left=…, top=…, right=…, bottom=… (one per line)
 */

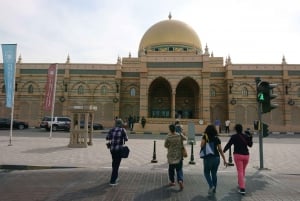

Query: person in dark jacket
left=223, top=124, right=253, bottom=195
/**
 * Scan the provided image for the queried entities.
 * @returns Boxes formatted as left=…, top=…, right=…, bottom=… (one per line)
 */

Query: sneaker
left=179, top=181, right=184, bottom=190
left=169, top=182, right=176, bottom=186
left=208, top=186, right=215, bottom=195
left=239, top=188, right=246, bottom=195
left=109, top=181, right=119, bottom=186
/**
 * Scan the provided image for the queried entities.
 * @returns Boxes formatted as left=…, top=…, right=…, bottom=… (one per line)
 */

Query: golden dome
left=138, top=18, right=202, bottom=54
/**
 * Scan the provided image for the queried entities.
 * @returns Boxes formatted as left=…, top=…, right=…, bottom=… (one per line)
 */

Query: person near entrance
left=225, top=119, right=231, bottom=133
left=175, top=119, right=183, bottom=134
left=141, top=116, right=146, bottom=128
left=214, top=119, right=221, bottom=133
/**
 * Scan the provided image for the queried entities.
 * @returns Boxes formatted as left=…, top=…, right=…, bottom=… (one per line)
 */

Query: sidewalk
left=0, top=135, right=300, bottom=201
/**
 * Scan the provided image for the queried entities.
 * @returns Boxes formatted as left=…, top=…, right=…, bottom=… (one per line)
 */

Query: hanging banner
left=44, top=64, right=57, bottom=111
left=1, top=44, right=17, bottom=108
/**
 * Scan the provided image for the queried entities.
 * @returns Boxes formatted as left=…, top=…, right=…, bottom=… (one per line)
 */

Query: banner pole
left=49, top=64, right=58, bottom=139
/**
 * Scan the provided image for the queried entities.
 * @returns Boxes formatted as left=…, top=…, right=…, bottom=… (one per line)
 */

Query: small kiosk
left=68, top=105, right=97, bottom=148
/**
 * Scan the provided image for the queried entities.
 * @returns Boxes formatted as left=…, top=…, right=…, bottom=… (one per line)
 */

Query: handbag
left=200, top=137, right=215, bottom=158
left=121, top=146, right=130, bottom=158
left=182, top=146, right=188, bottom=158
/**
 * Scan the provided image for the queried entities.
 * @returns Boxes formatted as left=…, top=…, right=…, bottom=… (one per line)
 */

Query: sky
left=1, top=0, right=300, bottom=64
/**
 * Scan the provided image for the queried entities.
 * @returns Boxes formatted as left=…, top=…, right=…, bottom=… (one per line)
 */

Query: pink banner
left=44, top=64, right=57, bottom=111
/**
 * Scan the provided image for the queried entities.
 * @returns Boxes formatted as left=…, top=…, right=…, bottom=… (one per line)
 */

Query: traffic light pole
left=258, top=102, right=264, bottom=169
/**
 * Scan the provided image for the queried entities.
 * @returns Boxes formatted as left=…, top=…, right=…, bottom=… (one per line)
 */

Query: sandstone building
left=1, top=15, right=300, bottom=133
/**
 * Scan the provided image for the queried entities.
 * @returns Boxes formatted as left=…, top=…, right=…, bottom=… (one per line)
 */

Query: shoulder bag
left=200, top=136, right=215, bottom=158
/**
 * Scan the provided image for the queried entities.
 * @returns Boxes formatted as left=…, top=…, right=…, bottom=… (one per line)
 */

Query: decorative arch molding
left=70, top=81, right=91, bottom=95
left=93, top=82, right=114, bottom=95
left=148, top=77, right=172, bottom=118
left=21, top=81, right=42, bottom=94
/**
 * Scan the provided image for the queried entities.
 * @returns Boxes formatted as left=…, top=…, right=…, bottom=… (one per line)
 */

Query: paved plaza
left=0, top=130, right=299, bottom=201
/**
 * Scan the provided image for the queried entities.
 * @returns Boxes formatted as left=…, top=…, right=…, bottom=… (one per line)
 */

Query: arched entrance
left=175, top=77, right=199, bottom=119
left=148, top=77, right=172, bottom=118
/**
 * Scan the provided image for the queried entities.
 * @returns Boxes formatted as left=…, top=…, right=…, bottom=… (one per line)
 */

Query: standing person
left=201, top=125, right=227, bottom=195
left=164, top=124, right=187, bottom=190
left=225, top=119, right=231, bottom=133
left=106, top=119, right=128, bottom=186
left=128, top=115, right=133, bottom=131
left=223, top=124, right=253, bottom=195
left=174, top=119, right=183, bottom=134
left=214, top=118, right=221, bottom=134
left=141, top=116, right=146, bottom=128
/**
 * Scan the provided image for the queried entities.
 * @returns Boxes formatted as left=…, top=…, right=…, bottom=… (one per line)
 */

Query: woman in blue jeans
left=201, top=125, right=227, bottom=195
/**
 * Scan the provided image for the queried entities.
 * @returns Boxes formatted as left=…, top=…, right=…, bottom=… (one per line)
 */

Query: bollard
left=227, top=146, right=234, bottom=166
left=189, top=141, right=196, bottom=165
left=151, top=140, right=158, bottom=163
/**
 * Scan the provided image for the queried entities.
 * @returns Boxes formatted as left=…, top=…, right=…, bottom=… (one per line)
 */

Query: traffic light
left=262, top=122, right=269, bottom=137
left=257, top=81, right=268, bottom=103
left=257, top=81, right=278, bottom=113
left=263, top=83, right=278, bottom=113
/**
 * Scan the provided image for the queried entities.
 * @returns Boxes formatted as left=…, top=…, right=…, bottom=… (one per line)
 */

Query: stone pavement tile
left=0, top=168, right=299, bottom=201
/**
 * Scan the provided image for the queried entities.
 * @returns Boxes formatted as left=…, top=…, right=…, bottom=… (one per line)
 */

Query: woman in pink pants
left=223, top=124, right=253, bottom=195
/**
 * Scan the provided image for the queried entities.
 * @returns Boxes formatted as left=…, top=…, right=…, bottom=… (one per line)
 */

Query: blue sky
left=1, top=0, right=300, bottom=64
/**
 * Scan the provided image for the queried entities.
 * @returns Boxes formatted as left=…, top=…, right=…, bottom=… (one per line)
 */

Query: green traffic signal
left=258, top=92, right=265, bottom=102
left=256, top=81, right=268, bottom=103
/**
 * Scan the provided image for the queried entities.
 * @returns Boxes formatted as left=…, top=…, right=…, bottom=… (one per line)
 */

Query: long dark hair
left=235, top=124, right=243, bottom=134
left=204, top=125, right=218, bottom=140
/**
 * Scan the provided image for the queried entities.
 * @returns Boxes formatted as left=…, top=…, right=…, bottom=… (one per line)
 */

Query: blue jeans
left=203, top=156, right=220, bottom=188
left=168, top=160, right=183, bottom=183
left=110, top=149, right=122, bottom=183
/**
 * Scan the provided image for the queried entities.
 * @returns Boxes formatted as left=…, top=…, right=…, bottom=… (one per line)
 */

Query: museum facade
left=1, top=15, right=300, bottom=133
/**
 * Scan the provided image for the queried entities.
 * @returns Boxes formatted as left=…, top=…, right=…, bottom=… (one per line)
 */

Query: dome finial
left=282, top=55, right=287, bottom=64
left=168, top=12, right=172, bottom=20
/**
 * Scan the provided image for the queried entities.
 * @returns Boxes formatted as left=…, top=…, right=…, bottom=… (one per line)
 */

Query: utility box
left=68, top=105, right=97, bottom=148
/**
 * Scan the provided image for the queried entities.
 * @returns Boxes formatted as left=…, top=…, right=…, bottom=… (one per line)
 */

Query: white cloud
left=1, top=0, right=300, bottom=64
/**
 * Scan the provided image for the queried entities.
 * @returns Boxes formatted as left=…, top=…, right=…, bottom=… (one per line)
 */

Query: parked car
left=0, top=118, right=29, bottom=130
left=40, top=116, right=71, bottom=131
left=80, top=120, right=104, bottom=130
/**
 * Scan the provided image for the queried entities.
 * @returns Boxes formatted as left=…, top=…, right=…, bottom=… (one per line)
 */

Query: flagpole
left=49, top=63, right=58, bottom=139
left=8, top=69, right=16, bottom=146
left=1, top=44, right=17, bottom=146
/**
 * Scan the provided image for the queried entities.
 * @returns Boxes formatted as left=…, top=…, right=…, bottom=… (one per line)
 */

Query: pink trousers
left=233, top=154, right=249, bottom=189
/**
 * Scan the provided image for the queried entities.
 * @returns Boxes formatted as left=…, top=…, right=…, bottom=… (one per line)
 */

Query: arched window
left=78, top=85, right=84, bottom=95
left=242, top=87, right=248, bottom=96
left=210, top=88, right=216, bottom=97
left=28, top=84, right=34, bottom=94
left=130, top=88, right=136, bottom=96
left=101, top=86, right=107, bottom=95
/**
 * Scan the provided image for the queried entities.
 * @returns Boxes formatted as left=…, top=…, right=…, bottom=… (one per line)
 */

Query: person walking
left=106, top=119, right=128, bottom=186
left=164, top=124, right=187, bottom=190
left=223, top=124, right=253, bottom=195
left=200, top=125, right=227, bottom=195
